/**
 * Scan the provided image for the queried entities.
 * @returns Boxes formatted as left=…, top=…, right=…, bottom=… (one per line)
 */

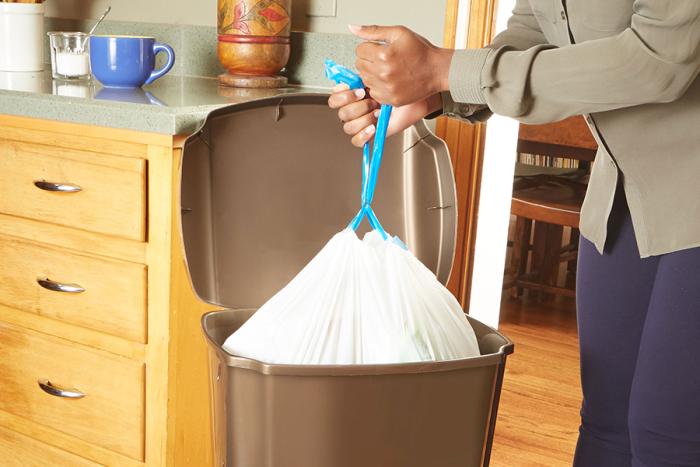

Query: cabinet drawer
left=0, top=235, right=147, bottom=343
left=0, top=140, right=146, bottom=241
left=0, top=426, right=100, bottom=467
left=0, top=322, right=145, bottom=461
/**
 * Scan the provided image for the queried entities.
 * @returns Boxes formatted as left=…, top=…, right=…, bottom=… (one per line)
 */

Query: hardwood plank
left=491, top=296, right=581, bottom=467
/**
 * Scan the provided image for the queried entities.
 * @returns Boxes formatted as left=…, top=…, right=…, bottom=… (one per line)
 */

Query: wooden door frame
left=438, top=0, right=499, bottom=311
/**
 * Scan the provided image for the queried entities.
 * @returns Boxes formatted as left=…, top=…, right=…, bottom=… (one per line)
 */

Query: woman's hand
left=350, top=25, right=454, bottom=107
left=328, top=85, right=442, bottom=147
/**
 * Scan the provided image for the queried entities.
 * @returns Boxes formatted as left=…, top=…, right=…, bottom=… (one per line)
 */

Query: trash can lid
left=180, top=94, right=457, bottom=310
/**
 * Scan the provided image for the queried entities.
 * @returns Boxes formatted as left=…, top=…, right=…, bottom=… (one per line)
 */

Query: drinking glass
left=48, top=32, right=91, bottom=80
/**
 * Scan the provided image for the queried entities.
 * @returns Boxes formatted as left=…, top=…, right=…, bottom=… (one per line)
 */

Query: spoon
left=81, top=6, right=112, bottom=48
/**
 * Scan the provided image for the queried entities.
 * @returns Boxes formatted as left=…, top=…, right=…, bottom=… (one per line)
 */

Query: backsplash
left=45, top=18, right=359, bottom=87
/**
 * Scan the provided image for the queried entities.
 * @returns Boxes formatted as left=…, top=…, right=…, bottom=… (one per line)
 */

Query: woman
left=328, top=2, right=700, bottom=466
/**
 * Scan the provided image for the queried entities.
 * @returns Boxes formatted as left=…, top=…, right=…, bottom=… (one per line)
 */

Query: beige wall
left=46, top=0, right=447, bottom=45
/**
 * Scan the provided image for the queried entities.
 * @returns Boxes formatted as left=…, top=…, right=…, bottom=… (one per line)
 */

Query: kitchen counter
left=0, top=71, right=330, bottom=135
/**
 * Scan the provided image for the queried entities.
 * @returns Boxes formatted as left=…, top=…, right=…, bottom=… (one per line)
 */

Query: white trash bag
left=223, top=228, right=481, bottom=364
left=222, top=60, right=480, bottom=365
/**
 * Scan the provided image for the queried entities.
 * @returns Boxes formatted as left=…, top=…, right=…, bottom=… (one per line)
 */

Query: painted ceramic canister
left=217, top=0, right=291, bottom=76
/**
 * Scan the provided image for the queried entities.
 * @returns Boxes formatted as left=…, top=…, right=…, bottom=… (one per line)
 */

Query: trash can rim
left=202, top=310, right=514, bottom=377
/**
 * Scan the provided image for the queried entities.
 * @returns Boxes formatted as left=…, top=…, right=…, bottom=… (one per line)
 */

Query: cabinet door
left=0, top=322, right=145, bottom=461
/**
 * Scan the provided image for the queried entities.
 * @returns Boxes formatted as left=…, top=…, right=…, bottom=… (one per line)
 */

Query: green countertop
left=0, top=71, right=331, bottom=135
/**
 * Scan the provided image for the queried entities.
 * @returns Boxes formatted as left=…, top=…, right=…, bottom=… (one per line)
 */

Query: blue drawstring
left=325, top=59, right=392, bottom=239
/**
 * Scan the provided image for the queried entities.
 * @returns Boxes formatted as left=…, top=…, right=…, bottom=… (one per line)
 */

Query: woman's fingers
left=355, top=41, right=386, bottom=63
left=351, top=124, right=376, bottom=148
left=351, top=25, right=453, bottom=107
left=343, top=111, right=377, bottom=137
left=337, top=98, right=379, bottom=123
left=332, top=83, right=349, bottom=93
left=328, top=87, right=366, bottom=109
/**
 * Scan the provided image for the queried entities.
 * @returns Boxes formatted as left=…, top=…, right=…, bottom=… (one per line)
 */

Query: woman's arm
left=450, top=0, right=700, bottom=123
left=355, top=0, right=700, bottom=125
left=328, top=0, right=551, bottom=145
left=438, top=0, right=548, bottom=123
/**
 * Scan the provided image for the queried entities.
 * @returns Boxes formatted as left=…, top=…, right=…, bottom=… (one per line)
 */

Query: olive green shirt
left=441, top=0, right=700, bottom=257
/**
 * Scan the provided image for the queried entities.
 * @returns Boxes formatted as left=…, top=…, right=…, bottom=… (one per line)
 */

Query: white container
left=0, top=3, right=45, bottom=72
left=0, top=71, right=44, bottom=93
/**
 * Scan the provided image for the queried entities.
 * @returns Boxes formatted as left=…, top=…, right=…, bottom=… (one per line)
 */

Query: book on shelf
left=517, top=153, right=580, bottom=169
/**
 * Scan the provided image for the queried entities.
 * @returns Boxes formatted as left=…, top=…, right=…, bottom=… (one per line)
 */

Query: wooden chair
left=505, top=116, right=597, bottom=299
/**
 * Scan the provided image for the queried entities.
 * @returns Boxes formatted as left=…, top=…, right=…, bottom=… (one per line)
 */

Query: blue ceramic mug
left=90, top=35, right=175, bottom=88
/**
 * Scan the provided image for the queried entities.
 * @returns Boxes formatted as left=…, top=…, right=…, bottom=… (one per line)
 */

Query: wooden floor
left=489, top=295, right=581, bottom=467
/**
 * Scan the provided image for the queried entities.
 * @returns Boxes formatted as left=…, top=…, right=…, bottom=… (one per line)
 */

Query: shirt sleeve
left=434, top=0, right=548, bottom=122
left=487, top=0, right=548, bottom=51
left=450, top=0, right=700, bottom=124
left=425, top=92, right=493, bottom=123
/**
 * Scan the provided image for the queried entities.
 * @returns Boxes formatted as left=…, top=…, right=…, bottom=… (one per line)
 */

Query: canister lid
left=180, top=94, right=457, bottom=309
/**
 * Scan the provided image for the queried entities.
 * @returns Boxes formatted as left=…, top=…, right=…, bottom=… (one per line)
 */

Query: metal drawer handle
left=38, top=379, right=86, bottom=399
left=36, top=277, right=85, bottom=294
left=33, top=180, right=82, bottom=193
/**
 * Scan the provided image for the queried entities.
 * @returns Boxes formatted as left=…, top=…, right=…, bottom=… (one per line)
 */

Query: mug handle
left=145, top=43, right=175, bottom=85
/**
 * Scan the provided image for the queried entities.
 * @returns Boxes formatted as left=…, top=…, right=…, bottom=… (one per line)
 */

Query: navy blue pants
left=573, top=189, right=700, bottom=467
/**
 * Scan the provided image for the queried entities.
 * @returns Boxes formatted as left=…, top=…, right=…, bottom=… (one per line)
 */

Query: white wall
left=46, top=0, right=447, bottom=45
left=293, top=0, right=447, bottom=44
left=467, top=0, right=519, bottom=329
left=46, top=0, right=218, bottom=27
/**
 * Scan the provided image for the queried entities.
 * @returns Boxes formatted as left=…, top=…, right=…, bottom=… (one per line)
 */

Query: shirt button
left=561, top=11, right=567, bottom=20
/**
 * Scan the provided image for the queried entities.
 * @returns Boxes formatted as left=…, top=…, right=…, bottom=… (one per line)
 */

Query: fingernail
left=365, top=124, right=376, bottom=135
left=332, top=83, right=349, bottom=92
left=374, top=110, right=381, bottom=118
left=348, top=24, right=362, bottom=33
left=354, top=89, right=366, bottom=99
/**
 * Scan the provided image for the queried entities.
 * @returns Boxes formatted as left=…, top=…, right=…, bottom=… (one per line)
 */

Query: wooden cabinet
left=0, top=115, right=215, bottom=466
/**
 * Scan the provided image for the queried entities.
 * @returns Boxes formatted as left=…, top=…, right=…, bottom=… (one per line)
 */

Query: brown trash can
left=181, top=95, right=514, bottom=467
left=202, top=310, right=513, bottom=467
